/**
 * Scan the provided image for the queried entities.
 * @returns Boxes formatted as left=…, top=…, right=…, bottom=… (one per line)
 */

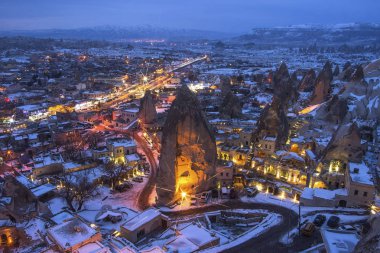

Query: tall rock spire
left=272, top=62, right=298, bottom=107
left=139, top=90, right=157, bottom=125
left=156, top=85, right=217, bottom=206
left=310, top=61, right=333, bottom=105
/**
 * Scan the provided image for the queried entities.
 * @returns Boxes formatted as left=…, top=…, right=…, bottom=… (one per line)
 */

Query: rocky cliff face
left=220, top=91, right=242, bottom=118
left=157, top=85, right=217, bottom=206
left=310, top=61, right=333, bottom=105
left=139, top=90, right=157, bottom=125
left=354, top=214, right=380, bottom=253
left=299, top=69, right=316, bottom=92
left=340, top=76, right=380, bottom=121
left=272, top=62, right=298, bottom=107
left=251, top=97, right=289, bottom=149
left=315, top=95, right=348, bottom=124
left=322, top=123, right=363, bottom=163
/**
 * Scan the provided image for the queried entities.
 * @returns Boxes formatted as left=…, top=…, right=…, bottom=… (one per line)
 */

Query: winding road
left=161, top=200, right=326, bottom=253
left=98, top=124, right=158, bottom=210
left=132, top=131, right=159, bottom=210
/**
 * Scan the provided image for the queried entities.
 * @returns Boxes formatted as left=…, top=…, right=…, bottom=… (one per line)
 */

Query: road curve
left=133, top=132, right=158, bottom=210
left=161, top=200, right=300, bottom=253
left=100, top=125, right=158, bottom=210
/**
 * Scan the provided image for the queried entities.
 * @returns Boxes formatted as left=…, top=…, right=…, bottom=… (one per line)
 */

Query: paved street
left=162, top=200, right=323, bottom=253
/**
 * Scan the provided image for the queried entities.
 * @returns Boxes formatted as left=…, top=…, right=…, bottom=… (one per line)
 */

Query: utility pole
left=298, top=203, right=301, bottom=236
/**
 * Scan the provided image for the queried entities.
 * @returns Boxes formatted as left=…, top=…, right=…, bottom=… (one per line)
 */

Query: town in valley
left=1, top=1, right=380, bottom=253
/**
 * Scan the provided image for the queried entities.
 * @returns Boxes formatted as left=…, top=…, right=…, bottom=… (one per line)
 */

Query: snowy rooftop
left=31, top=183, right=56, bottom=197
left=348, top=162, right=374, bottom=186
left=77, top=241, right=110, bottom=253
left=48, top=219, right=99, bottom=250
left=122, top=207, right=162, bottom=232
left=305, top=150, right=316, bottom=160
left=51, top=211, right=74, bottom=224
left=108, top=138, right=136, bottom=148
left=123, top=108, right=139, bottom=113
left=63, top=162, right=81, bottom=170
left=165, top=236, right=199, bottom=252
left=17, top=104, right=43, bottom=112
left=180, top=223, right=218, bottom=248
left=321, top=229, right=359, bottom=253
left=301, top=188, right=348, bottom=200
left=263, top=136, right=276, bottom=141
left=34, top=154, right=63, bottom=168
left=279, top=152, right=305, bottom=163
left=15, top=175, right=36, bottom=189
left=125, top=153, right=140, bottom=162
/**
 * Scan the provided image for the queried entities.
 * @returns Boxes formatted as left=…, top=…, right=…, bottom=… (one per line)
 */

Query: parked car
left=313, top=214, right=326, bottom=226
left=246, top=187, right=259, bottom=197
left=115, top=182, right=133, bottom=192
left=132, top=177, right=144, bottom=183
left=327, top=216, right=340, bottom=228
left=301, top=222, right=315, bottom=237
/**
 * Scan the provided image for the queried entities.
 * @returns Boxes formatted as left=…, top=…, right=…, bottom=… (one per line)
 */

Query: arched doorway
left=338, top=200, right=347, bottom=207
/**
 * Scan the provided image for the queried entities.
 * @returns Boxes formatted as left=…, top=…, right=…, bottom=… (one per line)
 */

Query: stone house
left=120, top=208, right=169, bottom=243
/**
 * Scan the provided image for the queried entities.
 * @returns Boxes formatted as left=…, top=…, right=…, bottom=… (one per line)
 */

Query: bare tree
left=59, top=172, right=97, bottom=211
left=61, top=131, right=86, bottom=161
left=86, top=131, right=103, bottom=149
left=102, top=162, right=129, bottom=189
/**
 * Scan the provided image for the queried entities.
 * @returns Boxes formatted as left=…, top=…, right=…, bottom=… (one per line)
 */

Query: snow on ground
left=20, top=217, right=47, bottom=241
left=242, top=193, right=369, bottom=246
left=279, top=226, right=299, bottom=245
left=203, top=212, right=282, bottom=253
left=84, top=177, right=148, bottom=211
left=140, top=209, right=275, bottom=253
left=46, top=197, right=69, bottom=215
left=241, top=193, right=367, bottom=217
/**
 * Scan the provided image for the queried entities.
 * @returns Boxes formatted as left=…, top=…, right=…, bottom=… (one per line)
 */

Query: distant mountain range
left=1, top=23, right=379, bottom=45
left=0, top=25, right=232, bottom=41
left=235, top=23, right=380, bottom=46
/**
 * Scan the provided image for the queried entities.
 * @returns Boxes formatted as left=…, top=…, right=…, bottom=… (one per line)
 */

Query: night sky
left=1, top=0, right=380, bottom=32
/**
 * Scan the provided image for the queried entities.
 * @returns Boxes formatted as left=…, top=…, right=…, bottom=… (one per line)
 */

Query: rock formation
left=139, top=90, right=157, bottom=125
left=220, top=91, right=242, bottom=118
left=272, top=62, right=298, bottom=107
left=310, top=61, right=333, bottom=105
left=251, top=97, right=289, bottom=149
left=291, top=71, right=299, bottom=87
left=315, top=95, right=348, bottom=124
left=350, top=65, right=365, bottom=82
left=333, top=65, right=340, bottom=76
left=322, top=123, right=363, bottom=163
left=299, top=69, right=316, bottom=92
left=340, top=77, right=380, bottom=121
left=340, top=62, right=355, bottom=81
left=157, top=85, right=217, bottom=206
left=354, top=214, right=380, bottom=253
left=364, top=58, right=380, bottom=77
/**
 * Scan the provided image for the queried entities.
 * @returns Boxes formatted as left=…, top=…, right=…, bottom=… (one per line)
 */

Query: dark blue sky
left=1, top=0, right=380, bottom=32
